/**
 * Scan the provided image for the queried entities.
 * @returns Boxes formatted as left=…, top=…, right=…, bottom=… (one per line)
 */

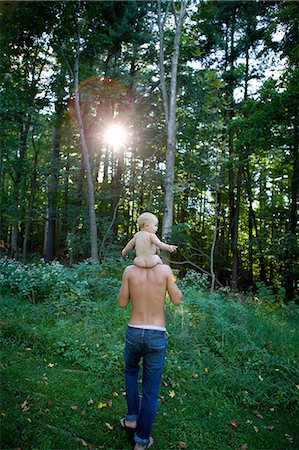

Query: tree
left=157, top=0, right=189, bottom=240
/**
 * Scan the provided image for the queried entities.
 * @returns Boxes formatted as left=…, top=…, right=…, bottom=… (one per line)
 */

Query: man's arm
left=165, top=266, right=182, bottom=306
left=117, top=267, right=131, bottom=307
left=122, top=236, right=136, bottom=256
left=151, top=234, right=177, bottom=253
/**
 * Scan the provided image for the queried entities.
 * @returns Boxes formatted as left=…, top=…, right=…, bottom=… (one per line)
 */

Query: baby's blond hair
left=138, top=212, right=158, bottom=229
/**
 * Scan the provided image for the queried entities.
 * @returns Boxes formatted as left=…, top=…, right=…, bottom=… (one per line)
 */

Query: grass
left=1, top=282, right=299, bottom=450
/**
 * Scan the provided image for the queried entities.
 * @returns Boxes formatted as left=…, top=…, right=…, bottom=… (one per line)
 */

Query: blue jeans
left=124, top=326, right=167, bottom=446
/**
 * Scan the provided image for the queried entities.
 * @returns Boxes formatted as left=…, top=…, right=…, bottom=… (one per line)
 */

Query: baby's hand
left=168, top=245, right=177, bottom=253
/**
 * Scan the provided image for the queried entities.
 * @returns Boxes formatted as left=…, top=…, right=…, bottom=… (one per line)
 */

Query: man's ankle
left=126, top=419, right=136, bottom=428
left=134, top=436, right=154, bottom=449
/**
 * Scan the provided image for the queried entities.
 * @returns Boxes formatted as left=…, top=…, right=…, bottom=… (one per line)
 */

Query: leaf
left=253, top=425, right=259, bottom=433
left=204, top=368, right=209, bottom=373
left=112, top=392, right=119, bottom=398
left=105, top=422, right=113, bottom=431
left=98, top=402, right=107, bottom=409
left=107, top=399, right=112, bottom=407
left=285, top=434, right=293, bottom=443
left=21, top=400, right=30, bottom=412
left=253, top=410, right=264, bottom=419
left=258, top=375, right=263, bottom=381
left=192, top=372, right=198, bottom=378
left=48, top=363, right=55, bottom=368
left=169, top=390, right=175, bottom=398
left=267, top=425, right=274, bottom=431
left=87, top=399, right=94, bottom=406
left=81, top=439, right=88, bottom=447
left=230, top=420, right=238, bottom=428
left=71, top=405, right=78, bottom=411
left=241, top=444, right=248, bottom=450
left=179, top=441, right=187, bottom=448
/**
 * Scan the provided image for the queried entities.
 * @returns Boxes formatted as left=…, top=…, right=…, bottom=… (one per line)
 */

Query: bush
left=178, top=269, right=209, bottom=293
left=256, top=281, right=286, bottom=305
left=0, top=257, right=122, bottom=304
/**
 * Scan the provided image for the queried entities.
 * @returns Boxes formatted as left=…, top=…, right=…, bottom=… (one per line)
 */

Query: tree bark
left=232, top=166, right=242, bottom=290
left=74, top=23, right=99, bottom=263
left=158, top=0, right=189, bottom=240
left=285, top=113, right=298, bottom=300
left=44, top=103, right=63, bottom=262
left=23, top=134, right=38, bottom=261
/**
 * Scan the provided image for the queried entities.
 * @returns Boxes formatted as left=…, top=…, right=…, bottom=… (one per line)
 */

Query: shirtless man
left=117, top=264, right=182, bottom=449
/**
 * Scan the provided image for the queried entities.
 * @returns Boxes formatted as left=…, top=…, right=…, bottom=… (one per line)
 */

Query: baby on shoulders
left=122, top=212, right=177, bottom=268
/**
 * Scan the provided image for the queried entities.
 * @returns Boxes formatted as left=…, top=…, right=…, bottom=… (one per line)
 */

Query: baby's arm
left=122, top=235, right=136, bottom=256
left=150, top=234, right=177, bottom=253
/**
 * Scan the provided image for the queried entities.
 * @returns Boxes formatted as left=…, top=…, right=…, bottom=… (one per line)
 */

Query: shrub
left=0, top=257, right=122, bottom=304
left=178, top=269, right=209, bottom=293
left=256, top=281, right=286, bottom=305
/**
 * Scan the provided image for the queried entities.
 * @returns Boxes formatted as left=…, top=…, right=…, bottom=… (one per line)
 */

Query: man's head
left=138, top=212, right=158, bottom=233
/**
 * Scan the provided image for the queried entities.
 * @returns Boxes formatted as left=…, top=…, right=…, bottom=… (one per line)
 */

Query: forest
left=1, top=2, right=299, bottom=449
left=0, top=0, right=298, bottom=299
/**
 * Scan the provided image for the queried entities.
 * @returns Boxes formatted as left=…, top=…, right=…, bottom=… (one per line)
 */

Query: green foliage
left=177, top=269, right=209, bottom=293
left=0, top=257, right=123, bottom=304
left=256, top=282, right=286, bottom=306
left=1, top=264, right=298, bottom=449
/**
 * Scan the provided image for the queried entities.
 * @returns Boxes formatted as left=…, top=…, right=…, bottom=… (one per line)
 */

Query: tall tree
left=157, top=0, right=189, bottom=240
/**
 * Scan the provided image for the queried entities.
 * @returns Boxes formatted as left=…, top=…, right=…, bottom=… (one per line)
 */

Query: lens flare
left=104, top=124, right=127, bottom=150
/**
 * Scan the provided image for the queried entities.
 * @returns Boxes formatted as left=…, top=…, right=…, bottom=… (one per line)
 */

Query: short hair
left=138, top=212, right=158, bottom=228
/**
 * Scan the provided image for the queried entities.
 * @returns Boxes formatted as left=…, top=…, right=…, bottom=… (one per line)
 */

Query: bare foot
left=134, top=436, right=154, bottom=449
left=120, top=417, right=137, bottom=429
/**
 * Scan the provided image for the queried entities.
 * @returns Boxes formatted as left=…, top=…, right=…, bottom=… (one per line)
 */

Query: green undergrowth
left=0, top=261, right=299, bottom=449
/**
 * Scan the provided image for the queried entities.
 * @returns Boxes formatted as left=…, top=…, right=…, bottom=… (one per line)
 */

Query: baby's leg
left=134, top=256, right=147, bottom=268
left=134, top=255, right=163, bottom=268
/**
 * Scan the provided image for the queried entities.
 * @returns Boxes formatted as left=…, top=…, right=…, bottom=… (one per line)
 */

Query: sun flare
left=104, top=124, right=127, bottom=149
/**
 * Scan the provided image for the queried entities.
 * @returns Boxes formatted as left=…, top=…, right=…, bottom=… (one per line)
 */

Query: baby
left=122, top=212, right=177, bottom=268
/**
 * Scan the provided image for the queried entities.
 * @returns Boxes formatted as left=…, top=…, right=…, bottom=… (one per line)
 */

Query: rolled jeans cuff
left=134, top=433, right=150, bottom=446
left=125, top=413, right=138, bottom=421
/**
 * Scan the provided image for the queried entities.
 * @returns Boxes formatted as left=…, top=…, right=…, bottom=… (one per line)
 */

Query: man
left=117, top=264, right=182, bottom=450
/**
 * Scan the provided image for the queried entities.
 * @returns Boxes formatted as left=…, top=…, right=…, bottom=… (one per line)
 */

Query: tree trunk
left=158, top=0, right=189, bottom=239
left=74, top=23, right=98, bottom=263
left=227, top=10, right=238, bottom=290
left=23, top=135, right=38, bottom=261
left=232, top=166, right=242, bottom=290
left=44, top=103, right=63, bottom=262
left=285, top=114, right=298, bottom=300
left=11, top=121, right=30, bottom=257
left=243, top=164, right=254, bottom=287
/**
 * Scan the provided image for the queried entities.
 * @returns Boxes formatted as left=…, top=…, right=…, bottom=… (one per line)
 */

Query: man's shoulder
left=154, top=264, right=172, bottom=274
left=122, top=265, right=135, bottom=277
left=123, top=265, right=135, bottom=272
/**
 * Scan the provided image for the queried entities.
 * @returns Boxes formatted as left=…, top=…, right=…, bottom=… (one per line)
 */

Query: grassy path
left=1, top=291, right=298, bottom=449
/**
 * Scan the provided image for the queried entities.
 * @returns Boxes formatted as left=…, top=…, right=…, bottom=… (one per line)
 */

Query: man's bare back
left=117, top=264, right=182, bottom=327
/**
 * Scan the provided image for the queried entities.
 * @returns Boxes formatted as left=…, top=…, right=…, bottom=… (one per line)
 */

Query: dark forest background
left=0, top=0, right=298, bottom=300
